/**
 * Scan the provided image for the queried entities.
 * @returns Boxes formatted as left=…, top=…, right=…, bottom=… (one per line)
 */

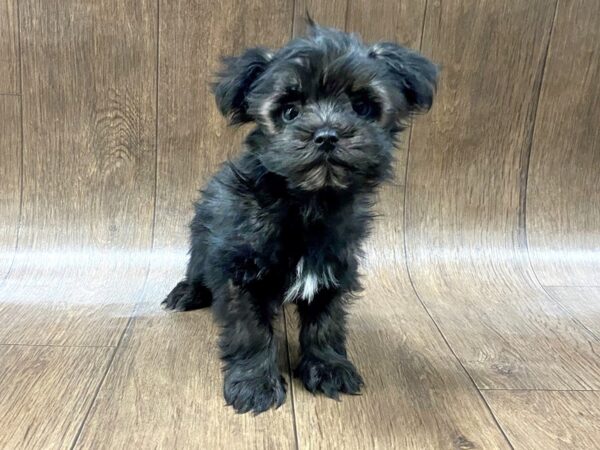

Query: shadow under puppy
left=163, top=22, right=438, bottom=414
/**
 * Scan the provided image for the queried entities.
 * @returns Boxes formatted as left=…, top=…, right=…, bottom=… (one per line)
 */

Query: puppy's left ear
left=369, top=43, right=439, bottom=113
left=212, top=48, right=273, bottom=124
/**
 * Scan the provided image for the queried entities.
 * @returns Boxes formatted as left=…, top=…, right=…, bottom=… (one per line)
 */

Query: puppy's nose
left=313, top=128, right=339, bottom=151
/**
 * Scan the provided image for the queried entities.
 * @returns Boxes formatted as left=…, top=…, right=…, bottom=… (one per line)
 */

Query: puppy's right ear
left=369, top=43, right=438, bottom=114
left=212, top=48, right=273, bottom=124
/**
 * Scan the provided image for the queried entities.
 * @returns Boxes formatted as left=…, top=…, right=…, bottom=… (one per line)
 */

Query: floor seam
left=282, top=307, right=300, bottom=450
left=402, top=268, right=516, bottom=449
left=68, top=255, right=154, bottom=448
left=67, top=318, right=132, bottom=450
left=535, top=282, right=599, bottom=342
left=0, top=342, right=116, bottom=349
left=516, top=0, right=599, bottom=342
left=480, top=388, right=599, bottom=392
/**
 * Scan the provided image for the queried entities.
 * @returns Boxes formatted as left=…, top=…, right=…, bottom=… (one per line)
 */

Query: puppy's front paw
left=296, top=355, right=364, bottom=399
left=161, top=280, right=211, bottom=311
left=224, top=374, right=287, bottom=414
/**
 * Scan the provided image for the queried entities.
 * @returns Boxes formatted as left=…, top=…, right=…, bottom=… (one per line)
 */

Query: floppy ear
left=212, top=48, right=273, bottom=124
left=369, top=43, right=439, bottom=113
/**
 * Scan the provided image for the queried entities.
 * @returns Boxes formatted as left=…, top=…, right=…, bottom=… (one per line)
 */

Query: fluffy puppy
left=162, top=22, right=438, bottom=414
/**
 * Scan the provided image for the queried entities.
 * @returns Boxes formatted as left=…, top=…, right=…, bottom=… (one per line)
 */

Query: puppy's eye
left=281, top=104, right=299, bottom=122
left=352, top=99, right=374, bottom=117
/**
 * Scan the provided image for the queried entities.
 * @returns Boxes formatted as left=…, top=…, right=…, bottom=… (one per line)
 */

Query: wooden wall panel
left=293, top=0, right=348, bottom=34
left=406, top=0, right=600, bottom=390
left=0, top=0, right=20, bottom=277
left=0, top=97, right=20, bottom=278
left=408, top=0, right=552, bottom=273
left=0, top=0, right=19, bottom=93
left=347, top=0, right=425, bottom=47
left=17, top=0, right=156, bottom=251
left=154, top=0, right=294, bottom=249
left=0, top=0, right=157, bottom=345
left=527, top=0, right=600, bottom=286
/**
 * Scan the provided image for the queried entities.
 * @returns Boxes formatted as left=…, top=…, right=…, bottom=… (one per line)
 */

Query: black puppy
left=162, top=22, right=437, bottom=414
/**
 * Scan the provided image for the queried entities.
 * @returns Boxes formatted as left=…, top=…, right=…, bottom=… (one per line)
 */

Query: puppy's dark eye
left=281, top=104, right=299, bottom=122
left=352, top=99, right=374, bottom=117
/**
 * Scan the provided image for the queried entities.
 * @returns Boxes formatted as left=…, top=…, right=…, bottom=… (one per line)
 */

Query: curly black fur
left=162, top=22, right=437, bottom=414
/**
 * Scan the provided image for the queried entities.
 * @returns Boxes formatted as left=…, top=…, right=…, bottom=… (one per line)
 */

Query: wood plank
left=527, top=0, right=600, bottom=286
left=0, top=0, right=19, bottom=93
left=287, top=274, right=510, bottom=449
left=406, top=0, right=600, bottom=390
left=0, top=345, right=112, bottom=450
left=0, top=96, right=20, bottom=278
left=154, top=0, right=294, bottom=249
left=18, top=0, right=156, bottom=251
left=484, top=390, right=600, bottom=450
left=347, top=0, right=426, bottom=47
left=0, top=0, right=158, bottom=345
left=73, top=268, right=296, bottom=450
left=546, top=287, right=600, bottom=338
left=293, top=0, right=347, bottom=35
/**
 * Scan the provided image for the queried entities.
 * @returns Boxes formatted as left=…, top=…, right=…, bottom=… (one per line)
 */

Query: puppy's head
left=213, top=23, right=438, bottom=192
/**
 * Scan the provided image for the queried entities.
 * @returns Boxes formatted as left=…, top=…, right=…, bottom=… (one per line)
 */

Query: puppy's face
left=213, top=25, right=438, bottom=192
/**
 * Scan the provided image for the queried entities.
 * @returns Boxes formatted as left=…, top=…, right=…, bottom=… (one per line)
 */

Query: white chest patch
left=284, top=257, right=339, bottom=303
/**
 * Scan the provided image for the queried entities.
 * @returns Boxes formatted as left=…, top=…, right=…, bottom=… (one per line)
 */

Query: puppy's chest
left=275, top=206, right=359, bottom=303
left=283, top=255, right=339, bottom=303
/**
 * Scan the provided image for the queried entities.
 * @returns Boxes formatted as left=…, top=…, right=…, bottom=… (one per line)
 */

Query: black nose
left=313, top=128, right=339, bottom=150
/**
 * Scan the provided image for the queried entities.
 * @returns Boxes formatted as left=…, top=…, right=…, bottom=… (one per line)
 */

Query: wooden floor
left=1, top=0, right=599, bottom=449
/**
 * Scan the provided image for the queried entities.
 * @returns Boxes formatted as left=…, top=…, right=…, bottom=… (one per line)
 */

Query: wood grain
left=0, top=345, right=112, bottom=450
left=347, top=0, right=426, bottom=47
left=484, top=390, right=600, bottom=450
left=0, top=96, right=20, bottom=279
left=73, top=271, right=296, bottom=450
left=154, top=0, right=294, bottom=249
left=0, top=0, right=157, bottom=345
left=405, top=0, right=600, bottom=391
left=0, top=0, right=19, bottom=93
left=18, top=0, right=156, bottom=251
left=546, top=287, right=600, bottom=338
left=527, top=0, right=600, bottom=287
left=293, top=0, right=348, bottom=35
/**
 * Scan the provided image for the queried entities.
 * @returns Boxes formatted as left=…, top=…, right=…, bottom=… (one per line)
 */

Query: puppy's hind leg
left=162, top=247, right=213, bottom=311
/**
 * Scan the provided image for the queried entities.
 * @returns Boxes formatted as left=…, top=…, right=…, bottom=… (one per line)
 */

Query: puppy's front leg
left=295, top=290, right=364, bottom=399
left=214, top=284, right=286, bottom=414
